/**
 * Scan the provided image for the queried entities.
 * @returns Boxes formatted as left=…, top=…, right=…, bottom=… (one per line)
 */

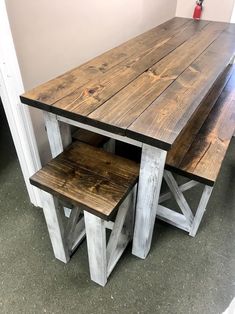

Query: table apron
left=57, top=115, right=143, bottom=148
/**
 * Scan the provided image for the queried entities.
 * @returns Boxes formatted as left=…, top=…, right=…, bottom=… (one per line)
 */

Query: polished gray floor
left=0, top=104, right=235, bottom=314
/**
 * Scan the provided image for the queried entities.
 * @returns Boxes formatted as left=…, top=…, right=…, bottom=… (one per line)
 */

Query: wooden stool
left=30, top=142, right=139, bottom=286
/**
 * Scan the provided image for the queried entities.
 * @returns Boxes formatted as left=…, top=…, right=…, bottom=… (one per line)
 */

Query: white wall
left=176, top=0, right=235, bottom=22
left=6, top=0, right=177, bottom=163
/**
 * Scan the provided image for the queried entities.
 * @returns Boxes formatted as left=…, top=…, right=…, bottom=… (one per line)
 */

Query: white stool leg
left=84, top=212, right=107, bottom=286
left=42, top=192, right=70, bottom=263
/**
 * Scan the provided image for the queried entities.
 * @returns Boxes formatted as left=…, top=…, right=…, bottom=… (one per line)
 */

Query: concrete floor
left=0, top=105, right=235, bottom=314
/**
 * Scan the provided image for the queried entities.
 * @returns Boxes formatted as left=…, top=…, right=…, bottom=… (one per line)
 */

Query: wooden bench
left=30, top=141, right=139, bottom=286
left=157, top=65, right=235, bottom=236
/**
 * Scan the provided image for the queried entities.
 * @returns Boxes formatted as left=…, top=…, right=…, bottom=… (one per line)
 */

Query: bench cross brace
left=157, top=170, right=213, bottom=236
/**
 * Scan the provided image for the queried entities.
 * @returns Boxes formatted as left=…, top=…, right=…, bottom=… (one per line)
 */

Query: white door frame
left=231, top=1, right=235, bottom=22
left=0, top=0, right=42, bottom=207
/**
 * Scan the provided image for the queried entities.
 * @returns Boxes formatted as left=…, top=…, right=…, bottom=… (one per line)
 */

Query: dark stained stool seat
left=30, top=141, right=139, bottom=220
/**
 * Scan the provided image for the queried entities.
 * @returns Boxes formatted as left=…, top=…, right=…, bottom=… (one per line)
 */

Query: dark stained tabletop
left=21, top=17, right=235, bottom=151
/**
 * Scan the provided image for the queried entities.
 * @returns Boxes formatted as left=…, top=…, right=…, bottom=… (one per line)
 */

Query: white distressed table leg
left=132, top=144, right=167, bottom=259
left=189, top=185, right=213, bottom=237
left=42, top=192, right=70, bottom=263
left=84, top=212, right=107, bottom=286
left=41, top=112, right=72, bottom=262
left=44, top=112, right=72, bottom=216
left=43, top=111, right=71, bottom=157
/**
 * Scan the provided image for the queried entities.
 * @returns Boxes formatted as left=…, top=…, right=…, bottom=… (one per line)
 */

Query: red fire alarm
left=193, top=0, right=204, bottom=20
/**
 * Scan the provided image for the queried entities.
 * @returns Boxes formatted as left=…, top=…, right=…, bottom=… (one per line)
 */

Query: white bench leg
left=157, top=172, right=213, bottom=237
left=164, top=171, right=194, bottom=225
left=132, top=144, right=167, bottom=259
left=189, top=185, right=213, bottom=237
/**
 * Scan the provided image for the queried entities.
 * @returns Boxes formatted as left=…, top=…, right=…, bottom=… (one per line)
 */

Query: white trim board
left=0, top=0, right=42, bottom=207
left=231, top=1, right=235, bottom=23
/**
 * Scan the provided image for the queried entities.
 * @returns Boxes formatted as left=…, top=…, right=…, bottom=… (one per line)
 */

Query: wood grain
left=166, top=68, right=235, bottom=185
left=166, top=64, right=234, bottom=167
left=21, top=17, right=189, bottom=109
left=127, top=24, right=235, bottom=149
left=30, top=142, right=139, bottom=220
left=88, top=21, right=226, bottom=133
left=50, top=20, right=209, bottom=118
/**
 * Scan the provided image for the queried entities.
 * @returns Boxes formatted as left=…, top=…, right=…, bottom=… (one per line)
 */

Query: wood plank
left=50, top=20, right=209, bottom=120
left=166, top=64, right=234, bottom=167
left=30, top=142, right=139, bottom=220
left=88, top=21, right=226, bottom=133
left=127, top=24, right=235, bottom=149
left=20, top=17, right=189, bottom=110
left=168, top=71, right=235, bottom=185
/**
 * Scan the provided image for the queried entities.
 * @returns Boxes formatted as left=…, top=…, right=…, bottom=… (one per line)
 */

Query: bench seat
left=166, top=65, right=235, bottom=186
left=157, top=65, right=235, bottom=237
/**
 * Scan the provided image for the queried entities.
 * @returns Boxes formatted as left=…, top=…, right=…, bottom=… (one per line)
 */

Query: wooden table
left=21, top=17, right=235, bottom=262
